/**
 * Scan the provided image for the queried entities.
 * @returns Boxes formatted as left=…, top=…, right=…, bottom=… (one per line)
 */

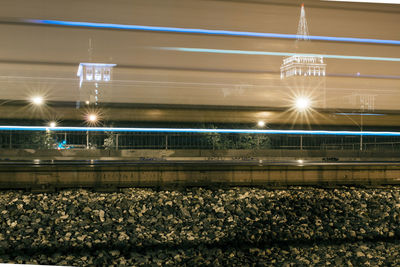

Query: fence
left=1, top=130, right=400, bottom=151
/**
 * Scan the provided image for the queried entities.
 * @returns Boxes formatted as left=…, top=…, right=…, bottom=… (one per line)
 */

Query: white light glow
left=86, top=67, right=93, bottom=81
left=31, top=96, right=44, bottom=105
left=257, top=121, right=266, bottom=127
left=295, top=97, right=311, bottom=111
left=94, top=67, right=102, bottom=81
left=88, top=114, right=97, bottom=122
left=49, top=121, right=57, bottom=127
left=323, top=0, right=400, bottom=4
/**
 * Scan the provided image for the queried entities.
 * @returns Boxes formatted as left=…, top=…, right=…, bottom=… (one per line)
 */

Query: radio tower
left=297, top=3, right=309, bottom=41
left=280, top=3, right=327, bottom=108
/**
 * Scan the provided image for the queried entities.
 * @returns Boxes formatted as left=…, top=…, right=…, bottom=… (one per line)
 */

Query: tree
left=103, top=132, right=116, bottom=150
left=30, top=131, right=58, bottom=149
left=202, top=124, right=271, bottom=149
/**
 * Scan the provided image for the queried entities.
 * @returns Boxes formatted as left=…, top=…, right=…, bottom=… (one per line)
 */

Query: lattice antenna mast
left=88, top=38, right=93, bottom=62
left=296, top=3, right=309, bottom=41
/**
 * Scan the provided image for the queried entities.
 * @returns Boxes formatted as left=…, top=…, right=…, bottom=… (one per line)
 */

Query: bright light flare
left=83, top=107, right=104, bottom=126
left=257, top=121, right=266, bottom=127
left=295, top=97, right=311, bottom=112
left=280, top=91, right=321, bottom=128
left=31, top=96, right=44, bottom=105
left=49, top=121, right=57, bottom=127
left=88, top=114, right=97, bottom=122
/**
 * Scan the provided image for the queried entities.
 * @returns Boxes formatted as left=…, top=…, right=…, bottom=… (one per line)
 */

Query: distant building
left=280, top=55, right=326, bottom=79
left=77, top=63, right=116, bottom=107
left=77, top=63, right=116, bottom=87
left=348, top=93, right=376, bottom=111
left=280, top=4, right=327, bottom=108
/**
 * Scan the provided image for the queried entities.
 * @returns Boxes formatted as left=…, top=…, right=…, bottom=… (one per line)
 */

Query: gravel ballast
left=0, top=187, right=399, bottom=266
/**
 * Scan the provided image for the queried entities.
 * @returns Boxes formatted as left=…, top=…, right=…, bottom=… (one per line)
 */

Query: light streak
left=335, top=113, right=385, bottom=116
left=1, top=126, right=400, bottom=136
left=25, top=19, right=400, bottom=46
left=160, top=47, right=400, bottom=62
left=323, top=0, right=400, bottom=4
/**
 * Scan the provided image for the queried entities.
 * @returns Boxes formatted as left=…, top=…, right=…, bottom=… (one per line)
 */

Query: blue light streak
left=26, top=19, right=400, bottom=46
left=161, top=47, right=400, bottom=62
left=330, top=73, right=400, bottom=79
left=1, top=126, right=400, bottom=136
left=335, top=113, right=385, bottom=116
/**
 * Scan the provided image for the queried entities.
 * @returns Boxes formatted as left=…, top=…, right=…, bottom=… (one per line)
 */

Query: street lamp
left=31, top=96, right=44, bottom=106
left=293, top=96, right=313, bottom=150
left=295, top=96, right=311, bottom=112
left=335, top=112, right=364, bottom=151
left=84, top=112, right=101, bottom=149
left=257, top=120, right=266, bottom=127
left=88, top=114, right=97, bottom=123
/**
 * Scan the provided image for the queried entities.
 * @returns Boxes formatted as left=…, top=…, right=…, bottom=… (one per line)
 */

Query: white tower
left=280, top=4, right=327, bottom=108
left=296, top=3, right=309, bottom=41
left=77, top=63, right=116, bottom=107
left=281, top=4, right=326, bottom=79
left=76, top=39, right=116, bottom=108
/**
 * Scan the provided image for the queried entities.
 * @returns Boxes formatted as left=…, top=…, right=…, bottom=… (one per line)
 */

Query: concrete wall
left=1, top=148, right=399, bottom=161
left=1, top=163, right=400, bottom=190
left=1, top=149, right=399, bottom=190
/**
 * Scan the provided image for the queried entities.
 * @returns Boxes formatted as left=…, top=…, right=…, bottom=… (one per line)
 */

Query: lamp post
left=335, top=112, right=363, bottom=151
left=85, top=113, right=98, bottom=149
left=256, top=121, right=267, bottom=149
left=294, top=96, right=312, bottom=150
left=360, top=112, right=363, bottom=151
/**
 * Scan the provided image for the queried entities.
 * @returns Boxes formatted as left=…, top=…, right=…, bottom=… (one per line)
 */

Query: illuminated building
left=77, top=63, right=116, bottom=107
left=280, top=55, right=326, bottom=79
left=280, top=4, right=327, bottom=108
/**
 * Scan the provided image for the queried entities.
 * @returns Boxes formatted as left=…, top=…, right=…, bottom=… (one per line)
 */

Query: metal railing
left=1, top=130, right=400, bottom=151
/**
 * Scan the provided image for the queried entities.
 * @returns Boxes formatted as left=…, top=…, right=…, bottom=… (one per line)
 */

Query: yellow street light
left=88, top=114, right=97, bottom=123
left=257, top=120, right=266, bottom=127
left=295, top=96, right=311, bottom=112
left=31, top=96, right=44, bottom=105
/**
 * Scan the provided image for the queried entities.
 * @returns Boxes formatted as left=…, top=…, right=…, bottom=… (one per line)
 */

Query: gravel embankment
left=0, top=187, right=400, bottom=266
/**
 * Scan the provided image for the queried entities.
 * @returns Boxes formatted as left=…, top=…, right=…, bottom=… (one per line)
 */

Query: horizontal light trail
left=25, top=19, right=400, bottom=46
left=324, top=0, right=400, bottom=4
left=161, top=47, right=400, bottom=62
left=330, top=73, right=400, bottom=79
left=1, top=126, right=400, bottom=136
left=335, top=113, right=385, bottom=116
